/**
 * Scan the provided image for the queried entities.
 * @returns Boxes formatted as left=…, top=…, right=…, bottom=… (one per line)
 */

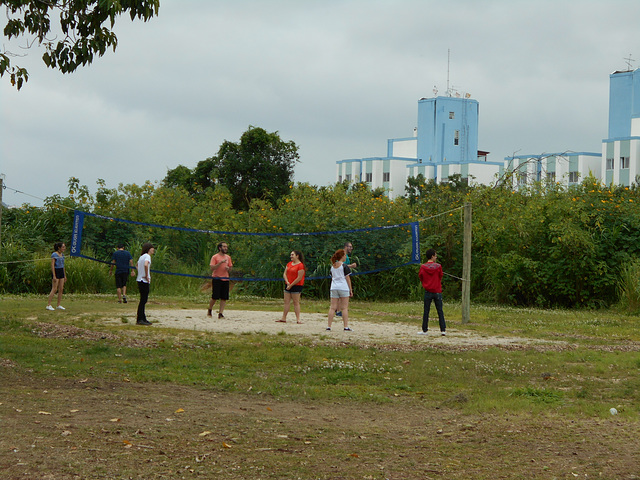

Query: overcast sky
left=2, top=0, right=640, bottom=207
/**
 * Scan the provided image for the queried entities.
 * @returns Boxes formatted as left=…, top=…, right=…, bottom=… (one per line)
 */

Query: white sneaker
left=46, top=305, right=55, bottom=311
left=56, top=305, right=66, bottom=310
left=441, top=331, right=446, bottom=336
left=417, top=331, right=428, bottom=335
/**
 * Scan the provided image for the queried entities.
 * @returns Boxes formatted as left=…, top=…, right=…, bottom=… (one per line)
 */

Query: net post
left=461, top=202, right=472, bottom=324
left=70, top=210, right=85, bottom=257
left=411, top=221, right=421, bottom=263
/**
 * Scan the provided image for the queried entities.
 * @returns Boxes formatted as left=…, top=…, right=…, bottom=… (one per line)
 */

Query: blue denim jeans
left=422, top=291, right=446, bottom=332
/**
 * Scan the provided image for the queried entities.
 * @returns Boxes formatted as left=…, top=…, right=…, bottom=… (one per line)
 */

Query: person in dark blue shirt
left=109, top=243, right=135, bottom=303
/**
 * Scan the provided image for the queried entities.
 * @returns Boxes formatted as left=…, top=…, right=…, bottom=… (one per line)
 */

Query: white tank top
left=330, top=263, right=351, bottom=290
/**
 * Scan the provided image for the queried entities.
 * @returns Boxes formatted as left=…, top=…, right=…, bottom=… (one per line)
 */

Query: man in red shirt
left=208, top=242, right=233, bottom=319
left=418, top=248, right=446, bottom=336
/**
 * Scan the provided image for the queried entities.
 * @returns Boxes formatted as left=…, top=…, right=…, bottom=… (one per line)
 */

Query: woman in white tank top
left=327, top=249, right=353, bottom=332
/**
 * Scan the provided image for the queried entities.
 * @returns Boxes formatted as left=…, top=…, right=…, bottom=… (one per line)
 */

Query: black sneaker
left=136, top=320, right=152, bottom=326
left=218, top=313, right=225, bottom=319
left=122, top=296, right=127, bottom=304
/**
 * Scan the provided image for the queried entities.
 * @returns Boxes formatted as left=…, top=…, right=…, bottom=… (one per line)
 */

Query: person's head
left=344, top=242, right=353, bottom=254
left=290, top=250, right=304, bottom=263
left=424, top=248, right=437, bottom=261
left=141, top=242, right=155, bottom=255
left=217, top=242, right=228, bottom=253
left=331, top=249, right=346, bottom=264
left=53, top=242, right=65, bottom=252
left=117, top=243, right=125, bottom=250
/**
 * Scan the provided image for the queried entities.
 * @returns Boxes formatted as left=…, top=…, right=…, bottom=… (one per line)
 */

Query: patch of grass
left=3, top=294, right=640, bottom=479
left=1, top=294, right=640, bottom=418
left=511, top=387, right=564, bottom=404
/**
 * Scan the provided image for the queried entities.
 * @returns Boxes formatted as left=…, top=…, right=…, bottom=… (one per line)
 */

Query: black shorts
left=285, top=285, right=303, bottom=294
left=53, top=268, right=65, bottom=279
left=115, top=272, right=129, bottom=289
left=212, top=279, right=230, bottom=300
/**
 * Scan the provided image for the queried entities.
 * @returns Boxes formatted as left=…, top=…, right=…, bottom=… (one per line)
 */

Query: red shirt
left=285, top=261, right=305, bottom=286
left=418, top=261, right=443, bottom=293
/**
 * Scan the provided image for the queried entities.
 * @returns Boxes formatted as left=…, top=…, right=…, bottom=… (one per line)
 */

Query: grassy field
left=1, top=294, right=639, bottom=479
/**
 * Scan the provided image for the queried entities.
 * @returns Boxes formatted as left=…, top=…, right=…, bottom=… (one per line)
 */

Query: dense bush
left=3, top=175, right=640, bottom=308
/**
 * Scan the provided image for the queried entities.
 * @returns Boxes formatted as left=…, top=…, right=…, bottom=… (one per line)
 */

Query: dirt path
left=2, top=365, right=638, bottom=479
left=111, top=308, right=564, bottom=348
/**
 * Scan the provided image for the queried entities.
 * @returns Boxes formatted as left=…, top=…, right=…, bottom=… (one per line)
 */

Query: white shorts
left=330, top=289, right=350, bottom=299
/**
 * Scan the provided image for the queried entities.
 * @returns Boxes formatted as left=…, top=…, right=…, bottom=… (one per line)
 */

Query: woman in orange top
left=276, top=250, right=305, bottom=324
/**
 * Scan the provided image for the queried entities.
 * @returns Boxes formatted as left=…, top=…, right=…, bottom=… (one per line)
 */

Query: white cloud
left=2, top=0, right=640, bottom=206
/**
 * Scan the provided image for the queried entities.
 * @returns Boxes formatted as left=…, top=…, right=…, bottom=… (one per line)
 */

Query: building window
left=621, top=156, right=630, bottom=169
left=546, top=172, right=556, bottom=182
left=449, top=111, right=455, bottom=119
left=568, top=171, right=579, bottom=183
left=345, top=174, right=352, bottom=182
left=454, top=130, right=459, bottom=146
left=383, top=172, right=390, bottom=182
left=518, top=173, right=527, bottom=186
left=365, top=173, right=372, bottom=183
left=606, top=158, right=614, bottom=170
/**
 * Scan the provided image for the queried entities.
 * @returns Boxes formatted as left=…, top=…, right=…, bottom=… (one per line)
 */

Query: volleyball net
left=70, top=210, right=421, bottom=282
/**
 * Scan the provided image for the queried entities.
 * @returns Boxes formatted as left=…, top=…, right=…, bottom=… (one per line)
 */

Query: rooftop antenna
left=446, top=49, right=451, bottom=96
left=624, top=54, right=635, bottom=71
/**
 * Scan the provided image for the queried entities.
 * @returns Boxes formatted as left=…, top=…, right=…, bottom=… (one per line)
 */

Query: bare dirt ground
left=2, top=309, right=639, bottom=479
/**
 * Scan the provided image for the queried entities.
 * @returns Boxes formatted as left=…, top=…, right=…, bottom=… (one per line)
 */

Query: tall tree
left=1, top=0, right=159, bottom=89
left=162, top=157, right=217, bottom=194
left=162, top=165, right=195, bottom=192
left=216, top=126, right=299, bottom=210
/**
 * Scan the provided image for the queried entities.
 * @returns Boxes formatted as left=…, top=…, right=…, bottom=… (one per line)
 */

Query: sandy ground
left=113, top=308, right=564, bottom=348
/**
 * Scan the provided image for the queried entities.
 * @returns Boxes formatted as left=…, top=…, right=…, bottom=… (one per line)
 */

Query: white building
left=339, top=67, right=640, bottom=197
left=337, top=95, right=503, bottom=199
left=505, top=67, right=640, bottom=188
left=503, top=153, right=602, bottom=188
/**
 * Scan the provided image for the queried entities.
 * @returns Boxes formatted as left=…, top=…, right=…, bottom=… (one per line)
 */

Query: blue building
left=416, top=96, right=478, bottom=165
left=339, top=67, right=640, bottom=196
left=505, top=67, right=640, bottom=188
left=601, top=68, right=640, bottom=186
left=336, top=95, right=502, bottom=199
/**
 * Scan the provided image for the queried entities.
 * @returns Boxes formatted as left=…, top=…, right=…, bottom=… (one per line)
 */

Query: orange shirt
left=285, top=261, right=305, bottom=286
left=210, top=253, right=232, bottom=280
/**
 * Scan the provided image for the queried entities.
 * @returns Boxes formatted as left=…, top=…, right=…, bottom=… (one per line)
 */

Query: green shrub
left=617, top=258, right=640, bottom=313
